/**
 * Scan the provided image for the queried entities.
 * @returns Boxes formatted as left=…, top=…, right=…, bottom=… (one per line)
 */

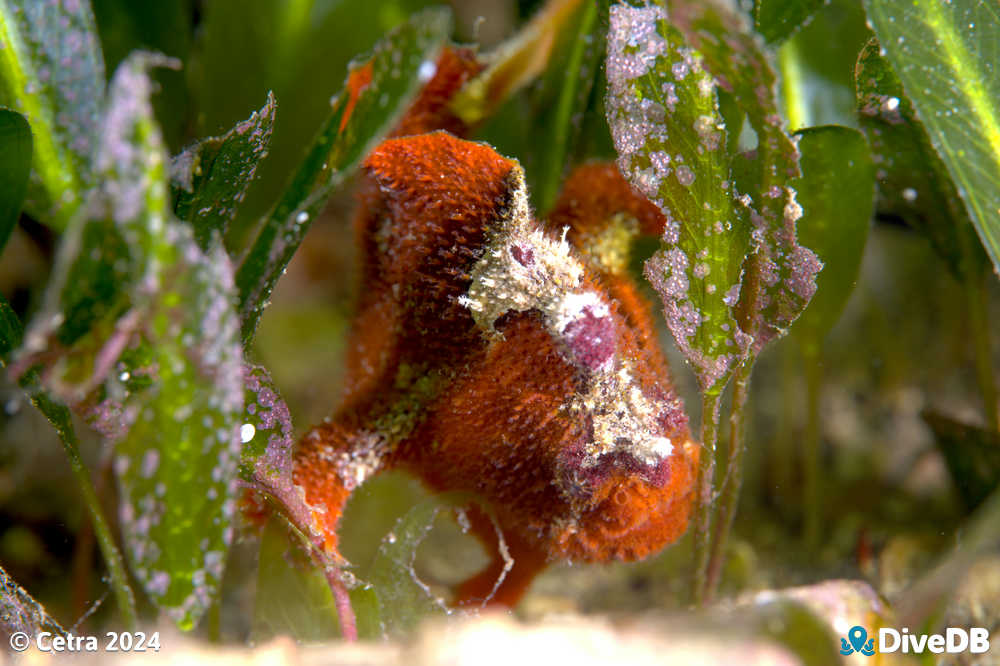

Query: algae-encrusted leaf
left=668, top=0, right=821, bottom=353
left=18, top=53, right=245, bottom=630
left=171, top=92, right=277, bottom=251
left=606, top=2, right=751, bottom=393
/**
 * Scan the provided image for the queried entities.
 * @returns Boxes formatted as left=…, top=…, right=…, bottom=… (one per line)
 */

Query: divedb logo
left=840, top=624, right=991, bottom=656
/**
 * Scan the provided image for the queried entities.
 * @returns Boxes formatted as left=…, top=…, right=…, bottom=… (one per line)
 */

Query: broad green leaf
left=171, top=92, right=277, bottom=251
left=668, top=0, right=820, bottom=354
left=17, top=53, right=244, bottom=630
left=528, top=0, right=603, bottom=213
left=792, top=126, right=874, bottom=347
left=253, top=515, right=384, bottom=641
left=0, top=0, right=105, bottom=227
left=0, top=108, right=30, bottom=251
left=99, top=56, right=244, bottom=631
left=854, top=38, right=986, bottom=281
left=923, top=410, right=1000, bottom=513
left=252, top=516, right=342, bottom=642
left=754, top=0, right=825, bottom=44
left=366, top=495, right=461, bottom=637
left=606, top=2, right=751, bottom=394
left=865, top=0, right=1000, bottom=277
left=235, top=8, right=452, bottom=345
left=337, top=471, right=437, bottom=579
left=349, top=584, right=383, bottom=640
left=17, top=54, right=179, bottom=401
left=116, top=233, right=243, bottom=630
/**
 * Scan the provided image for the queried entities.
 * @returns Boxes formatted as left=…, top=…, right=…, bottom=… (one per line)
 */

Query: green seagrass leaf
left=668, top=0, right=820, bottom=354
left=16, top=53, right=245, bottom=631
left=792, top=125, right=874, bottom=346
left=0, top=0, right=105, bottom=227
left=755, top=0, right=826, bottom=44
left=235, top=8, right=452, bottom=345
left=606, top=1, right=752, bottom=394
left=854, top=37, right=986, bottom=281
left=171, top=92, right=276, bottom=251
left=865, top=0, right=1000, bottom=277
left=0, top=108, right=30, bottom=251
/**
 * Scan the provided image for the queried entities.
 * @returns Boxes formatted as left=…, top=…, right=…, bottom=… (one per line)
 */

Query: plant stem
left=1, top=307, right=136, bottom=627
left=691, top=390, right=722, bottom=607
left=276, top=508, right=359, bottom=642
left=704, top=356, right=755, bottom=601
left=771, top=346, right=797, bottom=507
left=327, top=569, right=358, bottom=642
left=56, top=424, right=139, bottom=630
left=20, top=374, right=138, bottom=629
left=801, top=342, right=823, bottom=549
left=965, top=270, right=998, bottom=431
left=71, top=455, right=110, bottom=622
